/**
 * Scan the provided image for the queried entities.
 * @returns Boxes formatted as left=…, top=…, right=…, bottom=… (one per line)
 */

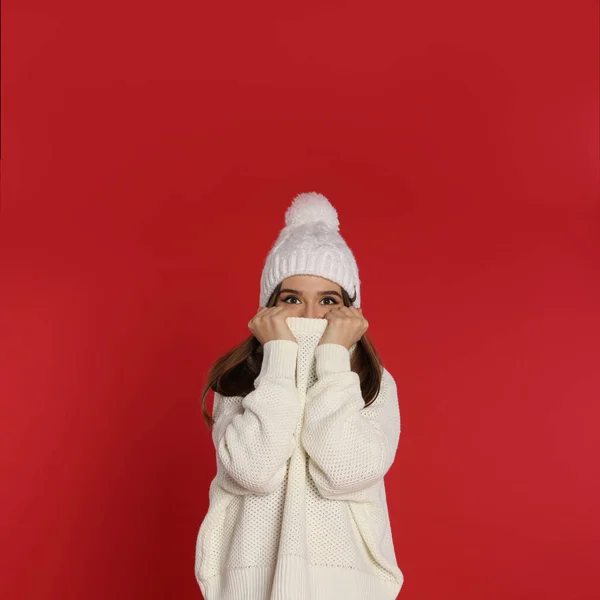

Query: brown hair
left=199, top=283, right=384, bottom=429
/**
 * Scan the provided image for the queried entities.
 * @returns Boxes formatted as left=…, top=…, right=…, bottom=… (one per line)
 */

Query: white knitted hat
left=259, top=192, right=361, bottom=307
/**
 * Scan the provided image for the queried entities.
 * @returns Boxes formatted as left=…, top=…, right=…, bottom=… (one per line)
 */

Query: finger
left=272, top=305, right=294, bottom=316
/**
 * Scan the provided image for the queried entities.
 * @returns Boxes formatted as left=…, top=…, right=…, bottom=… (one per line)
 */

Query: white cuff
left=258, top=339, right=298, bottom=380
left=314, top=343, right=351, bottom=378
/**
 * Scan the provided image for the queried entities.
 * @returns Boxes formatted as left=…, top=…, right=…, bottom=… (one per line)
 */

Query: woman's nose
left=302, top=306, right=322, bottom=319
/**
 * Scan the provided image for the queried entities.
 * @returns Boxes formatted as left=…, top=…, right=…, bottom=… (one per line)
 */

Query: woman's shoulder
left=381, top=364, right=397, bottom=385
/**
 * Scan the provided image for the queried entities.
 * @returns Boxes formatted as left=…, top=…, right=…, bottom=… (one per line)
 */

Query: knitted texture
left=259, top=192, right=362, bottom=308
left=195, top=317, right=403, bottom=600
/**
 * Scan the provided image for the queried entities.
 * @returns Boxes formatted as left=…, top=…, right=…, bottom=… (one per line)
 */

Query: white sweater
left=195, top=316, right=403, bottom=600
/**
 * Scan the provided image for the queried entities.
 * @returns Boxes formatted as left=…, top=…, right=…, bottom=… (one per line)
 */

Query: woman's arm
left=211, top=339, right=300, bottom=495
left=302, top=343, right=401, bottom=503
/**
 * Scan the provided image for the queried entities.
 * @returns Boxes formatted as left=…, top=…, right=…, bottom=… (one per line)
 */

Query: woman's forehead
left=281, top=274, right=340, bottom=291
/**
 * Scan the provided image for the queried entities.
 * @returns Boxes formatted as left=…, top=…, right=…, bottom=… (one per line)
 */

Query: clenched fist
left=248, top=306, right=297, bottom=345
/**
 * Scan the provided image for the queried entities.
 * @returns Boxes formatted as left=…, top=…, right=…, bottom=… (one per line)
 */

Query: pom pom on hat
left=285, top=192, right=340, bottom=231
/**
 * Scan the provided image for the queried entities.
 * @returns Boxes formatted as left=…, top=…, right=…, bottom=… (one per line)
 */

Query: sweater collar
left=285, top=317, right=328, bottom=336
left=285, top=317, right=357, bottom=356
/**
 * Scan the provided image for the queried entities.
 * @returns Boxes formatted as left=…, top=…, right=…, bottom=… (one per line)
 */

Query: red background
left=1, top=1, right=599, bottom=599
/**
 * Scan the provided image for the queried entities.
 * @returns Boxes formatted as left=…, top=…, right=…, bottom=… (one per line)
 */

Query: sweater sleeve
left=301, top=343, right=401, bottom=503
left=211, top=339, right=301, bottom=496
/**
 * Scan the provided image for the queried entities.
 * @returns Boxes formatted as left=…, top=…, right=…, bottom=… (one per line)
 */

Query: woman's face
left=274, top=275, right=344, bottom=319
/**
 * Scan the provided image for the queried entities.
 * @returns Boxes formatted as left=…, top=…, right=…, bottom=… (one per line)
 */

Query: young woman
left=195, top=192, right=404, bottom=599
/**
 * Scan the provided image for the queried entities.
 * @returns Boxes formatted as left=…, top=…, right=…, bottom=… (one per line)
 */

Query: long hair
left=199, top=283, right=384, bottom=429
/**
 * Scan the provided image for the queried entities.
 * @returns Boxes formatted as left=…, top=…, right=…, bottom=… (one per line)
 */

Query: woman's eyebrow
left=279, top=288, right=342, bottom=299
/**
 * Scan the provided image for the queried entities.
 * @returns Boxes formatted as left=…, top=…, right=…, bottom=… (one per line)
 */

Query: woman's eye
left=281, top=296, right=337, bottom=305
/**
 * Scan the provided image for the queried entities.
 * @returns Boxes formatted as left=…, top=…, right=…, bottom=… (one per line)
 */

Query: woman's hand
left=318, top=306, right=368, bottom=350
left=248, top=306, right=297, bottom=345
